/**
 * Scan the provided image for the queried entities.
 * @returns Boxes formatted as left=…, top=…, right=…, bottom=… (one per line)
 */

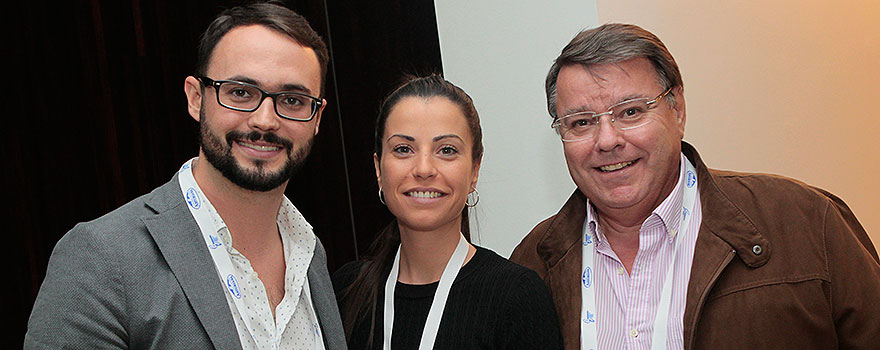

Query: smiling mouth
left=406, top=191, right=446, bottom=199
left=597, top=160, right=637, bottom=172
left=236, top=140, right=282, bottom=152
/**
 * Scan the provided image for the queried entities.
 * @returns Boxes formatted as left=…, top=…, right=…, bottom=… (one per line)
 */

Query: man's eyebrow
left=615, top=93, right=646, bottom=104
left=562, top=106, right=594, bottom=116
left=562, top=93, right=649, bottom=116
left=279, top=83, right=314, bottom=95
left=228, top=75, right=260, bottom=86
left=226, top=75, right=314, bottom=95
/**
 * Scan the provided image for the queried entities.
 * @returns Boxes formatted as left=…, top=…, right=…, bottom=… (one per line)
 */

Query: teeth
left=599, top=161, right=634, bottom=172
left=237, top=141, right=281, bottom=151
left=407, top=191, right=443, bottom=199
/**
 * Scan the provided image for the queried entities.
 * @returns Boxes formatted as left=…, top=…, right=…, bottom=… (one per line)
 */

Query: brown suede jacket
left=511, top=142, right=880, bottom=349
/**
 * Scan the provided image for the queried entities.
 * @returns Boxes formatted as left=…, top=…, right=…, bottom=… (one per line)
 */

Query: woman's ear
left=373, top=153, right=382, bottom=187
left=470, top=159, right=482, bottom=191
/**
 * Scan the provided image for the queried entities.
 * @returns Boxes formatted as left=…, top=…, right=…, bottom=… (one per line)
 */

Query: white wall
left=434, top=1, right=600, bottom=256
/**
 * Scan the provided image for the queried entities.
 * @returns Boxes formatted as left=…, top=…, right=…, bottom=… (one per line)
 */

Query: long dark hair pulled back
left=340, top=74, right=483, bottom=344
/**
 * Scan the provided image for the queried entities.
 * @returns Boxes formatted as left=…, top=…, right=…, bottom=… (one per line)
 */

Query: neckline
left=391, top=246, right=486, bottom=298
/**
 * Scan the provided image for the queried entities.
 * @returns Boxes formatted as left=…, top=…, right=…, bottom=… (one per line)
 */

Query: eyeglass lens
left=216, top=82, right=314, bottom=120
left=557, top=98, right=654, bottom=141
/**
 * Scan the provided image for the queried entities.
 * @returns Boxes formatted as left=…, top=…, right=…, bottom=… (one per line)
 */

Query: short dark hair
left=545, top=23, right=683, bottom=118
left=196, top=2, right=329, bottom=95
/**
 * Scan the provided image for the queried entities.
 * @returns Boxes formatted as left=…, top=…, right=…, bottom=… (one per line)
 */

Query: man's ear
left=184, top=76, right=203, bottom=122
left=671, top=86, right=686, bottom=138
left=312, top=98, right=327, bottom=136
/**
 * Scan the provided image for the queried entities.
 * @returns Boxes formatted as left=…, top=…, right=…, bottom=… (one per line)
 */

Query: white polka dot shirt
left=212, top=197, right=320, bottom=349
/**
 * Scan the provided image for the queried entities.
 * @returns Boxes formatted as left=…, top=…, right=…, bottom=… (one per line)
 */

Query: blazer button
left=752, top=244, right=763, bottom=255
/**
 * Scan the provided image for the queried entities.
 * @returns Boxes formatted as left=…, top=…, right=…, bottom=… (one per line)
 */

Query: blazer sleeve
left=823, top=195, right=880, bottom=349
left=25, top=223, right=129, bottom=349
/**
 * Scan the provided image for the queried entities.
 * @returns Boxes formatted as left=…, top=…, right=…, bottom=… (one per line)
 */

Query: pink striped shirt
left=585, top=154, right=701, bottom=350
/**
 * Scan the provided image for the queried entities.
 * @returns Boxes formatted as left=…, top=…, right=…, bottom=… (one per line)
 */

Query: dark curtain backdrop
left=4, top=0, right=442, bottom=347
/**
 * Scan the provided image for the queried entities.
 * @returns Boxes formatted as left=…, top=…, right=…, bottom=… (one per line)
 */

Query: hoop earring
left=378, top=188, right=386, bottom=205
left=466, top=188, right=480, bottom=207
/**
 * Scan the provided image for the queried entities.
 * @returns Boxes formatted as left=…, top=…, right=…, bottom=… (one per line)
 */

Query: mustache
left=225, top=130, right=294, bottom=151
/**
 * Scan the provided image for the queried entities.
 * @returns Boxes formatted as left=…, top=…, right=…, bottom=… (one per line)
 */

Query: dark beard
left=198, top=111, right=314, bottom=192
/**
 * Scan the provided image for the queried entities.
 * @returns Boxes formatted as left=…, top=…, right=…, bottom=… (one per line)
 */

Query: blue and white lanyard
left=384, top=233, right=469, bottom=350
left=177, top=159, right=325, bottom=349
left=581, top=159, right=697, bottom=350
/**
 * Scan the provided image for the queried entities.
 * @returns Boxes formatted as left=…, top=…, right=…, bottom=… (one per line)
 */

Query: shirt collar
left=184, top=159, right=315, bottom=257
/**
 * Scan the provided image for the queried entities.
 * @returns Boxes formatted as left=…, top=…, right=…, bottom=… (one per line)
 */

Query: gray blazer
left=25, top=173, right=347, bottom=350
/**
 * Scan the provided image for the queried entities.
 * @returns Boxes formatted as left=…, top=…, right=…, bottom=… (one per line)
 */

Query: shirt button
left=630, top=329, right=639, bottom=338
left=617, top=267, right=625, bottom=275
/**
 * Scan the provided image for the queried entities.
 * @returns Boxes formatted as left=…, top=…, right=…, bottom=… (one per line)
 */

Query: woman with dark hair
left=332, top=75, right=562, bottom=349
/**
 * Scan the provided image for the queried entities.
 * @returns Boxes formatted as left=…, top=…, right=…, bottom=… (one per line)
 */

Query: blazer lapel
left=141, top=176, right=243, bottom=350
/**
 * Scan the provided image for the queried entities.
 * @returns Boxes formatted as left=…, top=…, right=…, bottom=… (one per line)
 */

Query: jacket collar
left=680, top=142, right=771, bottom=349
left=536, top=190, right=588, bottom=270
left=682, top=142, right=771, bottom=268
left=141, top=173, right=244, bottom=350
left=535, top=141, right=771, bottom=269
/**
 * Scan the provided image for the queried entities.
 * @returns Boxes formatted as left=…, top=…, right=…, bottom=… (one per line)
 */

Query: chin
left=583, top=186, right=643, bottom=209
left=396, top=213, right=461, bottom=234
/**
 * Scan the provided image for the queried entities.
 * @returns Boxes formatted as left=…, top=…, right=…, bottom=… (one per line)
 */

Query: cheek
left=562, top=143, right=592, bottom=168
left=286, top=124, right=314, bottom=141
left=378, top=160, right=407, bottom=189
left=450, top=163, right=477, bottom=188
left=203, top=109, right=242, bottom=132
left=638, top=127, right=679, bottom=155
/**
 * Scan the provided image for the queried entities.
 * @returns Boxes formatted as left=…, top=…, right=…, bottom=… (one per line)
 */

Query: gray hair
left=545, top=23, right=683, bottom=118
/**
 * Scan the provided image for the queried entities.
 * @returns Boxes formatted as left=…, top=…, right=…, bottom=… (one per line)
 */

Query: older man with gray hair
left=511, top=23, right=880, bottom=349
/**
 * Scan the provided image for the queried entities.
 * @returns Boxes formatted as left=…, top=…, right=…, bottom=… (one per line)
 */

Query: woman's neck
left=396, top=221, right=476, bottom=285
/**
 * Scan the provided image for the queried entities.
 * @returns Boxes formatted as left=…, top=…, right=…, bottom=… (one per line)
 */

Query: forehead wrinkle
left=611, top=61, right=633, bottom=78
left=585, top=65, right=609, bottom=87
left=561, top=68, right=612, bottom=115
left=572, top=64, right=653, bottom=112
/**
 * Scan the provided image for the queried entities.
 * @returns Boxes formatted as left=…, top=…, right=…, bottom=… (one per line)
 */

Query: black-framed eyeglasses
left=197, top=76, right=323, bottom=121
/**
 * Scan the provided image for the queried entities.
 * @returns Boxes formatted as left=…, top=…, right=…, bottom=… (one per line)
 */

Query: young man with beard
left=25, top=3, right=346, bottom=349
